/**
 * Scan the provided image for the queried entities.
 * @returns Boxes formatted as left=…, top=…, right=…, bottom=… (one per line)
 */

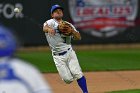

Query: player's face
left=52, top=9, right=63, bottom=19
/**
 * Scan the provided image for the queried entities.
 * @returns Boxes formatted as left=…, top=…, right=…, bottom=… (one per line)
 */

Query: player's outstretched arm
left=71, top=30, right=81, bottom=40
left=43, top=25, right=55, bottom=36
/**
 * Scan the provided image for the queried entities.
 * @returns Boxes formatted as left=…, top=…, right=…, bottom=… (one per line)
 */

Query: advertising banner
left=69, top=0, right=138, bottom=37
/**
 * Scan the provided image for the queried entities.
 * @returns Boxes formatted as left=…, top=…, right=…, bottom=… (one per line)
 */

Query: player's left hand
left=58, top=21, right=73, bottom=36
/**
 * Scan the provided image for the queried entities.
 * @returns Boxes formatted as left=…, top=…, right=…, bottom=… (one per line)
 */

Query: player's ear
left=51, top=14, right=53, bottom=18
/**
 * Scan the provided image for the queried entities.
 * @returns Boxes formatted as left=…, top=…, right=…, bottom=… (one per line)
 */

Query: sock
left=77, top=76, right=88, bottom=93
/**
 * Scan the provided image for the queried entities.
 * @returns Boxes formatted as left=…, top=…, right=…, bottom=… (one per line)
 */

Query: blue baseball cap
left=0, top=26, right=17, bottom=57
left=51, top=4, right=63, bottom=14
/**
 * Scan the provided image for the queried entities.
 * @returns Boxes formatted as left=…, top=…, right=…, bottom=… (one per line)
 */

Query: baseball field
left=17, top=46, right=140, bottom=93
left=109, top=89, right=140, bottom=93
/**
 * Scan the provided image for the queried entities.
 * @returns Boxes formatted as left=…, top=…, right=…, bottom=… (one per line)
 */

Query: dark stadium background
left=0, top=0, right=140, bottom=46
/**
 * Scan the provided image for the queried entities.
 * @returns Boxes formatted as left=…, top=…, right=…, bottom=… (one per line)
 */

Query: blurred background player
left=0, top=25, right=52, bottom=93
left=43, top=5, right=88, bottom=93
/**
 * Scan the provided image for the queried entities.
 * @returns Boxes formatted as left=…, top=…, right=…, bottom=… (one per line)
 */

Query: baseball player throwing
left=0, top=26, right=52, bottom=93
left=43, top=5, right=88, bottom=93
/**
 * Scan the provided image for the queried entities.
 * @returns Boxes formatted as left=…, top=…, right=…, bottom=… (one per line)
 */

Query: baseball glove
left=58, top=21, right=73, bottom=36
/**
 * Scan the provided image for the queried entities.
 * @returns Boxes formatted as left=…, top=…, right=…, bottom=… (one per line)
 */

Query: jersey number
left=63, top=37, right=67, bottom=43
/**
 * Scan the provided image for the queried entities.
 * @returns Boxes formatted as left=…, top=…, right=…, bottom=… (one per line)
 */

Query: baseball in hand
left=14, top=8, right=20, bottom=13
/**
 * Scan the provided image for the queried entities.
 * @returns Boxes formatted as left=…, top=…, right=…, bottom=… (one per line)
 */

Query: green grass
left=108, top=89, right=140, bottom=93
left=16, top=49, right=140, bottom=73
left=17, top=51, right=56, bottom=72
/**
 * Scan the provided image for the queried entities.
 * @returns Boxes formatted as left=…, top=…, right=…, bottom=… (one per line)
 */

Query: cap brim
left=52, top=7, right=63, bottom=14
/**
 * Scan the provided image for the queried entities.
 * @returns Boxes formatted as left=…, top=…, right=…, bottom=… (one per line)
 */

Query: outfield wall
left=0, top=0, right=140, bottom=46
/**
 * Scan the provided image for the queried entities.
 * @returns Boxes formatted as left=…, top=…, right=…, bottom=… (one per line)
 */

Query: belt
left=53, top=48, right=70, bottom=56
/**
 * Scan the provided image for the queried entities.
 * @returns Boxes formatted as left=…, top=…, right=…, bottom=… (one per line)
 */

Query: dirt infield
left=44, top=71, right=140, bottom=93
